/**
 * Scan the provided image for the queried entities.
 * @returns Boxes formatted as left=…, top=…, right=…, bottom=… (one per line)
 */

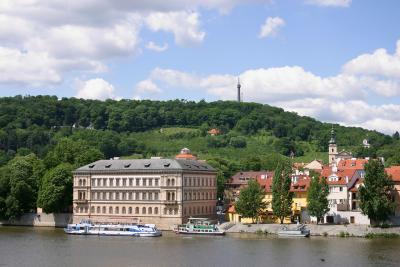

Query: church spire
left=237, top=77, right=241, bottom=102
left=329, top=125, right=336, bottom=145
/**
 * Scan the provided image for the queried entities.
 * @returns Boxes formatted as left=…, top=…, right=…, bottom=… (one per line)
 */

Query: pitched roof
left=321, top=167, right=357, bottom=185
left=385, top=166, right=400, bottom=182
left=257, top=173, right=311, bottom=193
left=74, top=159, right=215, bottom=173
left=226, top=171, right=273, bottom=186
left=337, top=158, right=368, bottom=169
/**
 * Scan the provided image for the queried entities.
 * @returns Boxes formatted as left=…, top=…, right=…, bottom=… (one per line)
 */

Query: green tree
left=359, top=160, right=395, bottom=225
left=229, top=136, right=247, bottom=148
left=235, top=180, right=266, bottom=223
left=307, top=176, right=329, bottom=224
left=0, top=154, right=44, bottom=219
left=37, top=163, right=74, bottom=213
left=272, top=162, right=294, bottom=224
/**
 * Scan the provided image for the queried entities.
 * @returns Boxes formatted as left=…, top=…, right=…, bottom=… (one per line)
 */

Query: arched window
left=109, top=207, right=113, bottom=214
left=102, top=206, right=106, bottom=214
left=167, top=179, right=170, bottom=186
left=135, top=207, right=139, bottom=214
left=79, top=179, right=82, bottom=186
left=148, top=207, right=152, bottom=214
left=115, top=207, right=119, bottom=214
left=169, top=208, right=172, bottom=215
left=174, top=208, right=178, bottom=215
left=197, top=207, right=200, bottom=214
left=96, top=206, right=100, bottom=213
left=189, top=207, right=192, bottom=214
left=91, top=206, right=95, bottom=213
left=128, top=207, right=132, bottom=214
left=164, top=208, right=167, bottom=214
left=122, top=207, right=126, bottom=214
left=142, top=207, right=146, bottom=214
left=83, top=180, right=86, bottom=186
left=171, top=179, right=175, bottom=186
left=201, top=206, right=204, bottom=214
left=154, top=207, right=158, bottom=214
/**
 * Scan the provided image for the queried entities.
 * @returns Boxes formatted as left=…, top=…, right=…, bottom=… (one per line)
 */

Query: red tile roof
left=337, top=159, right=368, bottom=169
left=227, top=171, right=273, bottom=186
left=385, top=166, right=400, bottom=182
left=321, top=167, right=357, bottom=185
left=256, top=173, right=311, bottom=193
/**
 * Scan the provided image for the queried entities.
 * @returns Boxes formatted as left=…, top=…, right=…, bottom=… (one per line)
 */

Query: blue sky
left=0, top=0, right=400, bottom=133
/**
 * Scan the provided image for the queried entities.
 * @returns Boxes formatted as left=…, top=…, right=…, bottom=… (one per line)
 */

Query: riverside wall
left=222, top=223, right=400, bottom=237
left=0, top=213, right=73, bottom=228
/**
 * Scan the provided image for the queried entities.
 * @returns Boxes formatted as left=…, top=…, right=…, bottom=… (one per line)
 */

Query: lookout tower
left=237, top=77, right=241, bottom=102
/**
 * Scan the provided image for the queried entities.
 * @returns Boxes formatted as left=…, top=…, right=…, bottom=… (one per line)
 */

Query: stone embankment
left=0, top=213, right=72, bottom=228
left=223, top=223, right=400, bottom=237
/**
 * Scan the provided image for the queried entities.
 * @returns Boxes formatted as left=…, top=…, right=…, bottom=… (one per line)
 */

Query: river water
left=0, top=226, right=399, bottom=267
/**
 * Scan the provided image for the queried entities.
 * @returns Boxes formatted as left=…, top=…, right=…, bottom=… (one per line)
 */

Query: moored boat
left=278, top=224, right=310, bottom=237
left=174, top=218, right=225, bottom=235
left=64, top=219, right=162, bottom=237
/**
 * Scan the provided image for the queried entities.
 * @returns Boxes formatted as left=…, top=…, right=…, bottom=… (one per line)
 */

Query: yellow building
left=227, top=174, right=311, bottom=224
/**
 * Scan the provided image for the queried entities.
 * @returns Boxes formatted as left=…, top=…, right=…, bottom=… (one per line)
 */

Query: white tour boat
left=174, top=218, right=225, bottom=235
left=64, top=219, right=162, bottom=237
left=278, top=224, right=310, bottom=237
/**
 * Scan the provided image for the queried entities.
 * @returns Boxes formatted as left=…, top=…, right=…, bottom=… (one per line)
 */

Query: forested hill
left=1, top=95, right=400, bottom=219
left=0, top=95, right=398, bottom=165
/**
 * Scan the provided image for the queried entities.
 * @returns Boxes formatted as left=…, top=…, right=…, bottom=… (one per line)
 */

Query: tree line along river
left=0, top=226, right=399, bottom=267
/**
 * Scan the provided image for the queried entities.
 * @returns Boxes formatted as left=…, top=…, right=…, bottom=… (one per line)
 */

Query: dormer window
left=105, top=164, right=111, bottom=168
left=89, top=164, right=95, bottom=169
left=164, top=163, right=171, bottom=167
left=124, top=164, right=131, bottom=168
left=144, top=163, right=151, bottom=168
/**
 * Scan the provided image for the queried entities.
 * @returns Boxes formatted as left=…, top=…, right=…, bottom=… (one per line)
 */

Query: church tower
left=237, top=77, right=241, bottom=102
left=328, top=127, right=338, bottom=165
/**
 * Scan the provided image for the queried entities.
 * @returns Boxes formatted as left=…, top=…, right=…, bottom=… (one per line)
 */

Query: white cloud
left=306, top=0, right=352, bottom=7
left=258, top=16, right=285, bottom=39
left=136, top=40, right=400, bottom=134
left=0, top=47, right=61, bottom=86
left=75, top=78, right=117, bottom=100
left=145, top=41, right=168, bottom=52
left=145, top=11, right=205, bottom=46
left=135, top=79, right=162, bottom=95
left=2, top=0, right=268, bottom=87
left=342, top=41, right=400, bottom=79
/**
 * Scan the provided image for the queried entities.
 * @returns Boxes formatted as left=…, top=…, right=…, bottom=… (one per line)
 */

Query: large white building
left=72, top=155, right=217, bottom=230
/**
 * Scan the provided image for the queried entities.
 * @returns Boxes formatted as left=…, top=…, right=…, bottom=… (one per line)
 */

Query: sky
left=1, top=0, right=400, bottom=134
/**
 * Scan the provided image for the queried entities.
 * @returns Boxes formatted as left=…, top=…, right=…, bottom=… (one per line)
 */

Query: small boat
left=278, top=224, right=310, bottom=237
left=174, top=217, right=225, bottom=235
left=64, top=219, right=162, bottom=237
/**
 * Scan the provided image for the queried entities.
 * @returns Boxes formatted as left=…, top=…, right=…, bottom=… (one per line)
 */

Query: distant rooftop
left=74, top=158, right=215, bottom=173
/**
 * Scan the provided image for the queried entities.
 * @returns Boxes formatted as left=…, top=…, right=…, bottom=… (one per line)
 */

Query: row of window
left=76, top=206, right=180, bottom=215
left=183, top=191, right=215, bottom=201
left=90, top=178, right=161, bottom=187
left=183, top=206, right=216, bottom=215
left=184, top=177, right=215, bottom=187
left=91, top=191, right=160, bottom=201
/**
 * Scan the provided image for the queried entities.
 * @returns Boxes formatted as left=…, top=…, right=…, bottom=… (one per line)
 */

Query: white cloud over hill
left=135, top=40, right=400, bottom=134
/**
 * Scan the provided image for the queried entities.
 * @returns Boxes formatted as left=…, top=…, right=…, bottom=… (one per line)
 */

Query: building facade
left=72, top=158, right=217, bottom=230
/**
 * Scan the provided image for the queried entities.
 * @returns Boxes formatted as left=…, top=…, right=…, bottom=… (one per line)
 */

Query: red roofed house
left=385, top=166, right=400, bottom=217
left=321, top=160, right=370, bottom=224
left=175, top=148, right=197, bottom=160
left=207, top=128, right=221, bottom=136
